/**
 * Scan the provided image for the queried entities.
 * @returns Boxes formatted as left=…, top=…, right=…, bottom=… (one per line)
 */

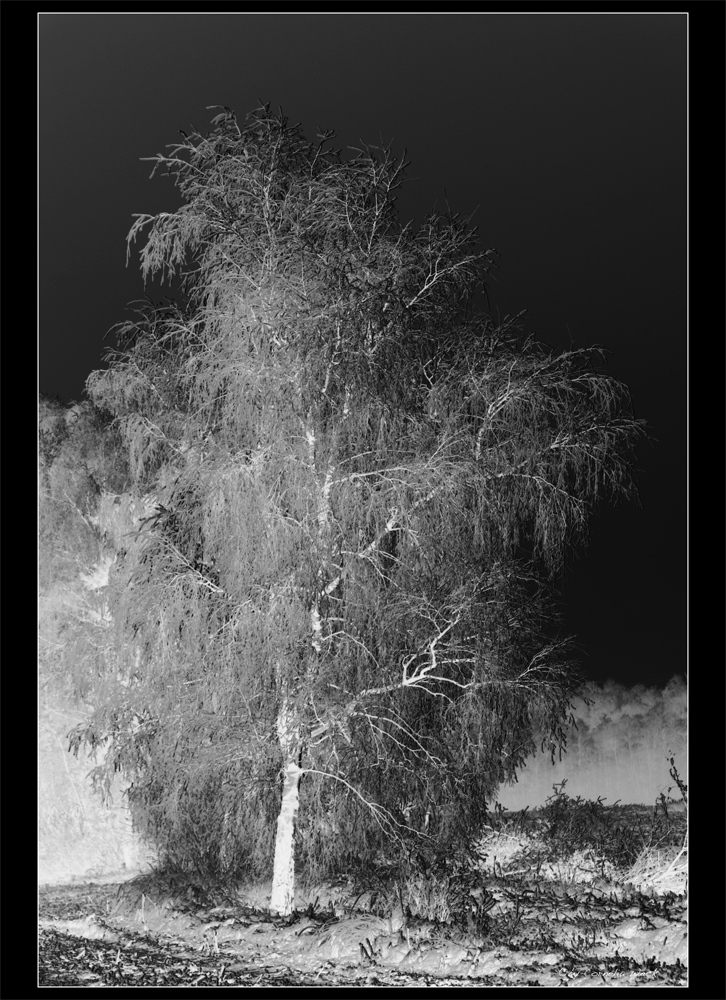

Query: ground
left=39, top=802, right=687, bottom=988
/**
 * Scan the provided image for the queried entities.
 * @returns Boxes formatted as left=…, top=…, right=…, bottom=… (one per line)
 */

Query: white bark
left=269, top=755, right=302, bottom=915
left=269, top=696, right=302, bottom=915
left=268, top=418, right=338, bottom=914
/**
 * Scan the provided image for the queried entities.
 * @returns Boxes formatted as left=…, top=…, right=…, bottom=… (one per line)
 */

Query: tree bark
left=269, top=755, right=302, bottom=915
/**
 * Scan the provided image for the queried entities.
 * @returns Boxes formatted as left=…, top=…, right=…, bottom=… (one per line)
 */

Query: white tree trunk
left=269, top=693, right=302, bottom=916
left=269, top=419, right=336, bottom=916
left=269, top=756, right=302, bottom=915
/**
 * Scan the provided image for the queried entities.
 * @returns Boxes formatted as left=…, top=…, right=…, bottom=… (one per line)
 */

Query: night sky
left=39, top=13, right=686, bottom=690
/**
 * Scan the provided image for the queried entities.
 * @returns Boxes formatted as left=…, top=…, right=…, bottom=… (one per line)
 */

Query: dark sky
left=39, top=13, right=686, bottom=690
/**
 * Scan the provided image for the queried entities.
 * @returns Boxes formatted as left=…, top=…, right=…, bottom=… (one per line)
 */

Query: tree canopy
left=73, top=105, right=647, bottom=910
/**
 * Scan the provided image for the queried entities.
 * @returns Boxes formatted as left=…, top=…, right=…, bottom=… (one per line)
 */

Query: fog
left=496, top=675, right=687, bottom=810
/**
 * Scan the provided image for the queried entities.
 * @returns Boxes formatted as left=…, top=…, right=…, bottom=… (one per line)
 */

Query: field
left=39, top=795, right=687, bottom=987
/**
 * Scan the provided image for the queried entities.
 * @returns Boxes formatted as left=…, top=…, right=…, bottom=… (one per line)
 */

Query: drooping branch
left=300, top=768, right=429, bottom=842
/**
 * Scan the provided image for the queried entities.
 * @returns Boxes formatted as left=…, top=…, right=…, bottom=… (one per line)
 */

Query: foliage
left=39, top=397, right=130, bottom=587
left=39, top=396, right=131, bottom=707
left=664, top=757, right=687, bottom=809
left=523, top=784, right=686, bottom=870
left=73, top=104, right=648, bottom=881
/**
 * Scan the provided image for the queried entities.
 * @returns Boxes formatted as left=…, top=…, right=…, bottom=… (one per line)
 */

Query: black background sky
left=39, top=13, right=687, bottom=690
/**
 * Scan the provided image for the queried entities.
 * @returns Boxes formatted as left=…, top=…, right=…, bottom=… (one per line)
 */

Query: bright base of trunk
left=269, top=759, right=302, bottom=916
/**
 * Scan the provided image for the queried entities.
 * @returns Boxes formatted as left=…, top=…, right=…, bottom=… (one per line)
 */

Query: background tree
left=39, top=396, right=128, bottom=585
left=39, top=396, right=130, bottom=697
left=74, top=105, right=647, bottom=914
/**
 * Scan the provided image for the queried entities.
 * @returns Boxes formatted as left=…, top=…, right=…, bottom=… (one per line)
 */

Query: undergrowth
left=484, top=773, right=686, bottom=871
left=111, top=764, right=687, bottom=941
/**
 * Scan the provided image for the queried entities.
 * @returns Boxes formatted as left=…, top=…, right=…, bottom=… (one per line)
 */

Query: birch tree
left=77, top=105, right=647, bottom=914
